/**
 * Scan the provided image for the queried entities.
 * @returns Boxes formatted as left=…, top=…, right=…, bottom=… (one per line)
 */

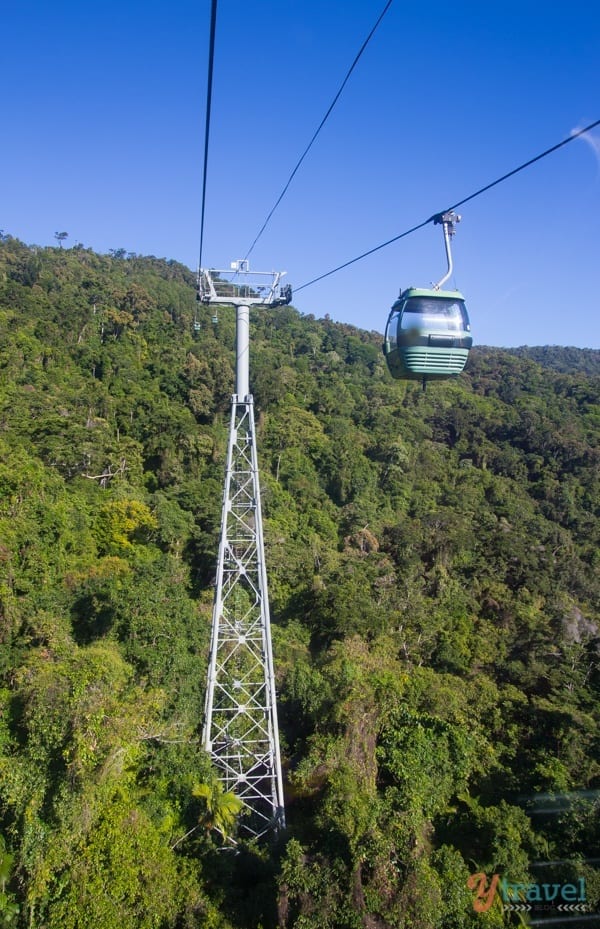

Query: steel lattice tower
left=200, top=262, right=290, bottom=838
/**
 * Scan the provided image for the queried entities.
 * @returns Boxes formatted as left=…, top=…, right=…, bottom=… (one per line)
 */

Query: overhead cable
left=198, top=0, right=218, bottom=273
left=243, top=0, right=395, bottom=262
left=445, top=118, right=600, bottom=214
left=296, top=117, right=600, bottom=293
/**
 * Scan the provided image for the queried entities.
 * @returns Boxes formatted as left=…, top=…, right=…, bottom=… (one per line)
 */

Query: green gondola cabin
left=383, top=286, right=472, bottom=381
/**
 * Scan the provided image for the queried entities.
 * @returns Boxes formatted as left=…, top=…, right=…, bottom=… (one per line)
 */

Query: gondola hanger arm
left=432, top=211, right=460, bottom=290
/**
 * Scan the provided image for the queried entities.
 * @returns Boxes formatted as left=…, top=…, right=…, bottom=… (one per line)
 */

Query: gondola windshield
left=399, top=296, right=469, bottom=332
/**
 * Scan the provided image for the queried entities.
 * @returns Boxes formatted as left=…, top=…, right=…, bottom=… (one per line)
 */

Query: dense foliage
left=0, top=235, right=598, bottom=928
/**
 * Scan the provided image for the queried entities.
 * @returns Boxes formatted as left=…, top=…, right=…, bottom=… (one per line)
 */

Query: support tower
left=200, top=261, right=290, bottom=838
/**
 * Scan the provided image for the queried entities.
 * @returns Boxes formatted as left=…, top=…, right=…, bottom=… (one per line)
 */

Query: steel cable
left=296, top=118, right=600, bottom=292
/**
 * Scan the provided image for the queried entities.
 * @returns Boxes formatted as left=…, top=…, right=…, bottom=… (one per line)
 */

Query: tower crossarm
left=198, top=261, right=291, bottom=307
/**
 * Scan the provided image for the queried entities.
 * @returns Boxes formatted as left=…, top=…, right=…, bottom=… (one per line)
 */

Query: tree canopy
left=0, top=234, right=598, bottom=927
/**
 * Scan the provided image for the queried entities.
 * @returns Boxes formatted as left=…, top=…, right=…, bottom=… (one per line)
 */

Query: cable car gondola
left=383, top=212, right=472, bottom=384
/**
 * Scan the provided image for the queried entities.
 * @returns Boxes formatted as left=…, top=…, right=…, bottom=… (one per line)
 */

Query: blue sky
left=2, top=0, right=599, bottom=348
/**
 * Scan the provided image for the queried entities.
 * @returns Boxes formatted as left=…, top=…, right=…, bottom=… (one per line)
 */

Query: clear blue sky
left=2, top=0, right=599, bottom=348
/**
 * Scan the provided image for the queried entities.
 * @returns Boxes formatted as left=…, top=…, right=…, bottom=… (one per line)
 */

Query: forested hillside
left=0, top=235, right=599, bottom=928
